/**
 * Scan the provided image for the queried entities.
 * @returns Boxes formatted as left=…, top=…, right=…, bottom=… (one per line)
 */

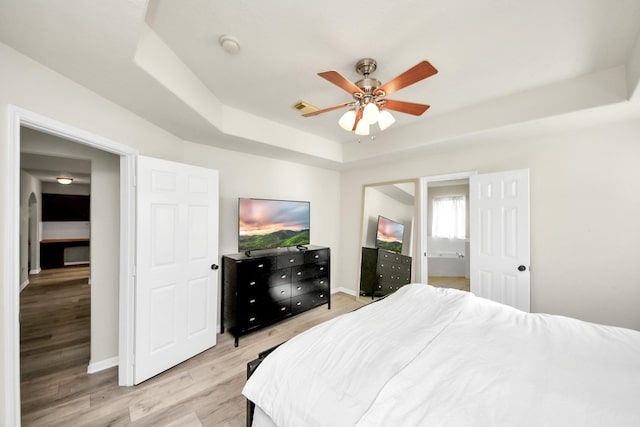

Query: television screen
left=375, top=215, right=404, bottom=253
left=238, top=198, right=310, bottom=252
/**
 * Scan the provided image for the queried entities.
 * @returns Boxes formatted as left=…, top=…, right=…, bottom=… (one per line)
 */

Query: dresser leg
left=235, top=336, right=239, bottom=347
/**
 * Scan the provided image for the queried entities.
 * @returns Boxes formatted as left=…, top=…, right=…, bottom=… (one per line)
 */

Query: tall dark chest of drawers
left=360, top=247, right=412, bottom=298
left=222, top=246, right=330, bottom=346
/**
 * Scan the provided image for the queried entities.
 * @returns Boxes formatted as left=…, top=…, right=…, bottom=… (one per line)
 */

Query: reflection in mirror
left=426, top=179, right=470, bottom=292
left=359, top=180, right=416, bottom=299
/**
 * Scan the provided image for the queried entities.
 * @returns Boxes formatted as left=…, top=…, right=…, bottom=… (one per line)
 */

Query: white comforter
left=243, top=284, right=640, bottom=427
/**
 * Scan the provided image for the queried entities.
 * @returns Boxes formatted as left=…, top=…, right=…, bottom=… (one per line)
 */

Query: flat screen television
left=375, top=215, right=404, bottom=253
left=238, top=198, right=310, bottom=253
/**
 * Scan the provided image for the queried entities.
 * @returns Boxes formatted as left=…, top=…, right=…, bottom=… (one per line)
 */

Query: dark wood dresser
left=222, top=246, right=330, bottom=346
left=360, top=247, right=412, bottom=298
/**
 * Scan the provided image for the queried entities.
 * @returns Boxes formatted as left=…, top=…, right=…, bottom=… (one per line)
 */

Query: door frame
left=418, top=171, right=476, bottom=283
left=3, top=105, right=138, bottom=426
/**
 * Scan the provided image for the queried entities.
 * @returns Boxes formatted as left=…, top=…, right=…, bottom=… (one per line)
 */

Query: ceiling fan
left=301, top=58, right=437, bottom=135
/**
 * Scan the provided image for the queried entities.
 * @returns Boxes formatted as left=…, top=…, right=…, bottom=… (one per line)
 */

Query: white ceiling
left=1, top=0, right=640, bottom=170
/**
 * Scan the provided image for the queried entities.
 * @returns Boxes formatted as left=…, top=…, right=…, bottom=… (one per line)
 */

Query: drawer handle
left=280, top=290, right=286, bottom=294
left=281, top=274, right=287, bottom=279
left=249, top=299, right=256, bottom=304
left=280, top=307, right=286, bottom=311
left=258, top=264, right=264, bottom=268
left=319, top=267, right=324, bottom=271
left=296, top=272, right=302, bottom=276
left=319, top=294, right=324, bottom=298
left=314, top=255, right=319, bottom=259
left=249, top=317, right=256, bottom=322
left=296, top=286, right=302, bottom=290
left=249, top=281, right=256, bottom=286
left=319, top=280, right=324, bottom=284
left=289, top=258, right=295, bottom=263
left=296, top=301, right=302, bottom=306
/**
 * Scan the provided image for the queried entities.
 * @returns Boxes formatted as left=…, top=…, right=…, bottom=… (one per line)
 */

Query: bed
left=243, top=283, right=640, bottom=427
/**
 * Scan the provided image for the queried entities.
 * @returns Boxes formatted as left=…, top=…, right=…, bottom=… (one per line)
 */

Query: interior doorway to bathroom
left=419, top=172, right=473, bottom=292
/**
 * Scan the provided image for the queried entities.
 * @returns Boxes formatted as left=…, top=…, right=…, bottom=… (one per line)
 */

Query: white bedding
left=243, top=284, right=640, bottom=427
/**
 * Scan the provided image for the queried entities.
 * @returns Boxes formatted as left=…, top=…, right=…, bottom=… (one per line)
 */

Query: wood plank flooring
left=428, top=276, right=470, bottom=292
left=20, top=267, right=366, bottom=426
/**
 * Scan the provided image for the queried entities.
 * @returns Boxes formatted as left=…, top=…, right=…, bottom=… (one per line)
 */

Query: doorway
left=419, top=172, right=475, bottom=289
left=20, top=149, right=93, bottom=417
left=4, top=106, right=137, bottom=427
left=426, top=178, right=470, bottom=292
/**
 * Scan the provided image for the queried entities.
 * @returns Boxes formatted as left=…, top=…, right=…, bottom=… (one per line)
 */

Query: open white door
left=135, top=156, right=219, bottom=384
left=470, top=169, right=530, bottom=312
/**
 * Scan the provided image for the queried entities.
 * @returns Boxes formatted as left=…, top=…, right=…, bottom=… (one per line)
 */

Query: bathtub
left=428, top=251, right=466, bottom=277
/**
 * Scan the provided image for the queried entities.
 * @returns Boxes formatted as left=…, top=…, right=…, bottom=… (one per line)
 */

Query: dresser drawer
left=291, top=281, right=313, bottom=297
left=237, top=258, right=273, bottom=287
left=302, top=261, right=328, bottom=280
left=291, top=290, right=329, bottom=315
left=304, top=248, right=329, bottom=263
left=269, top=299, right=291, bottom=318
left=277, top=252, right=305, bottom=269
left=270, top=268, right=292, bottom=286
left=268, top=283, right=291, bottom=302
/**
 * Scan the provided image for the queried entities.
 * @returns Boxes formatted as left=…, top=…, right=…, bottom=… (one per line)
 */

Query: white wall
left=19, top=171, right=42, bottom=285
left=0, top=40, right=341, bottom=415
left=340, top=121, right=640, bottom=331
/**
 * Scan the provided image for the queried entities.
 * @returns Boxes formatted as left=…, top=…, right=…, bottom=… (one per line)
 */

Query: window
left=432, top=196, right=466, bottom=239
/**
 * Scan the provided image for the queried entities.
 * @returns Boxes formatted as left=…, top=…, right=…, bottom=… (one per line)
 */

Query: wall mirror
left=358, top=179, right=417, bottom=299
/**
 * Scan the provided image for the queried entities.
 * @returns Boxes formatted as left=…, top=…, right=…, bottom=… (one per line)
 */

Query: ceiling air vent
left=292, top=100, right=319, bottom=115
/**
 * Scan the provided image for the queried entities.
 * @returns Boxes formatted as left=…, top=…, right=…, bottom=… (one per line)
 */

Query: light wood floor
left=20, top=267, right=366, bottom=426
left=428, top=276, right=471, bottom=292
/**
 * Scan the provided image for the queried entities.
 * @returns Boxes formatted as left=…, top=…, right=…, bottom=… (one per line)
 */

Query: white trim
left=87, top=356, right=119, bottom=374
left=4, top=106, right=138, bottom=425
left=20, top=280, right=29, bottom=292
left=331, top=286, right=357, bottom=297
left=419, top=171, right=477, bottom=283
left=118, top=153, right=136, bottom=386
left=63, top=261, right=90, bottom=266
left=4, top=105, right=21, bottom=427
left=28, top=268, right=41, bottom=275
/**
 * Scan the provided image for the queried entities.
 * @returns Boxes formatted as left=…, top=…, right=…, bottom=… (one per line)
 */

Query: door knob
left=211, top=264, right=219, bottom=270
left=517, top=265, right=526, bottom=272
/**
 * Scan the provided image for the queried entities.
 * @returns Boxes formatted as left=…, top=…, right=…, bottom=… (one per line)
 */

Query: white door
left=135, top=156, right=219, bottom=384
left=470, top=169, right=530, bottom=312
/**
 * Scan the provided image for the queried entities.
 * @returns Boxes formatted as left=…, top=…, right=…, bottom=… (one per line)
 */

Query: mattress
left=243, top=284, right=640, bottom=427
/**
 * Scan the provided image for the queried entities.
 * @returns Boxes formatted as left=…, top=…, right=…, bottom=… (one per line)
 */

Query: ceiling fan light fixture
left=362, top=102, right=380, bottom=125
left=354, top=120, right=370, bottom=136
left=338, top=109, right=357, bottom=131
left=56, top=176, right=73, bottom=185
left=378, top=110, right=396, bottom=131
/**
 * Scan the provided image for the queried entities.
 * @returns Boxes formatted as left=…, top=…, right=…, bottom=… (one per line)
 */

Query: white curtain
left=432, top=196, right=466, bottom=239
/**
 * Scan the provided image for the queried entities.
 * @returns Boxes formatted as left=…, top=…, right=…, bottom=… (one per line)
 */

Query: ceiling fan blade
left=318, top=71, right=364, bottom=96
left=302, top=102, right=352, bottom=117
left=352, top=108, right=364, bottom=131
left=374, top=61, right=438, bottom=97
left=383, top=99, right=431, bottom=116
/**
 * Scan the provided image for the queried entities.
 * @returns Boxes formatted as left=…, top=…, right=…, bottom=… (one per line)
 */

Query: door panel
left=135, top=156, right=219, bottom=384
left=470, top=169, right=530, bottom=312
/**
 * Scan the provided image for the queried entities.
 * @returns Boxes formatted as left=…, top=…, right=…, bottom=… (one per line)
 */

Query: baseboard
left=331, top=286, right=357, bottom=297
left=29, top=268, right=41, bottom=275
left=87, top=356, right=119, bottom=374
left=20, top=279, right=29, bottom=292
